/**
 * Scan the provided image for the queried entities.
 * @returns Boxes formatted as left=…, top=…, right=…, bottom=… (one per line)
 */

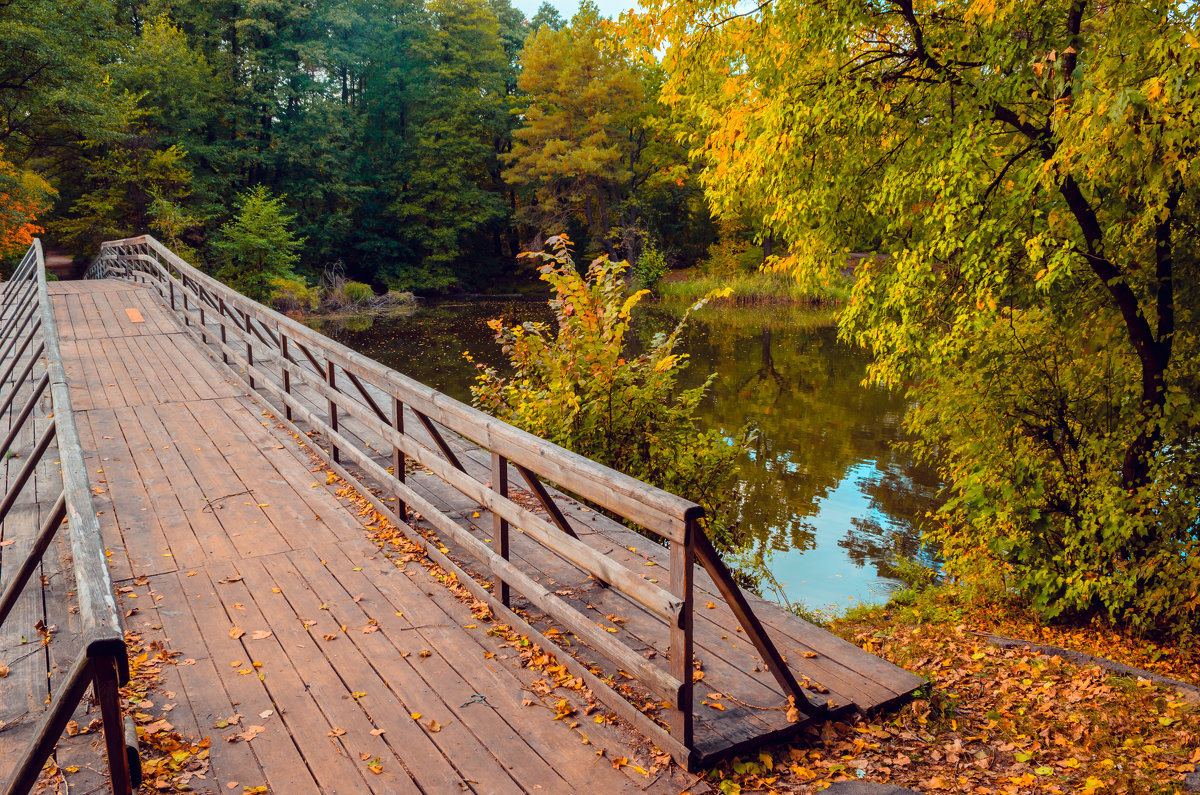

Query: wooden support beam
left=669, top=517, right=695, bottom=750
left=393, top=396, right=406, bottom=519
left=343, top=369, right=390, bottom=424
left=693, top=528, right=830, bottom=716
left=327, top=357, right=339, bottom=462
left=413, top=409, right=465, bottom=472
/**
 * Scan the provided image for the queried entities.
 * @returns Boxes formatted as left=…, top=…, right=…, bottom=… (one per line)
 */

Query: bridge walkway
left=35, top=279, right=700, bottom=793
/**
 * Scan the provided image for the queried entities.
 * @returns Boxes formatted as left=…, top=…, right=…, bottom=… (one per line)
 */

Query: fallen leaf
left=229, top=626, right=245, bottom=640
left=250, top=630, right=272, bottom=640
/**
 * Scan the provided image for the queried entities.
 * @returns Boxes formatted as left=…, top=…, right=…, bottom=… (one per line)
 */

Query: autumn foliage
left=0, top=153, right=53, bottom=260
left=469, top=235, right=746, bottom=544
left=706, top=592, right=1199, bottom=795
left=636, top=0, right=1200, bottom=635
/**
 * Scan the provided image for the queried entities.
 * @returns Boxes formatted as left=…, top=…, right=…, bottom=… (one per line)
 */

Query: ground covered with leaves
left=703, top=588, right=1200, bottom=794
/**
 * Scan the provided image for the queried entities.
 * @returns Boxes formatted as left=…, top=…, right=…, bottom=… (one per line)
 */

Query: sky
left=510, top=0, right=640, bottom=22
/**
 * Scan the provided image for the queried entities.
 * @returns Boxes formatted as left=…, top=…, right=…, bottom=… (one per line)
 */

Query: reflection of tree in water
left=842, top=461, right=942, bottom=579
left=644, top=305, right=941, bottom=582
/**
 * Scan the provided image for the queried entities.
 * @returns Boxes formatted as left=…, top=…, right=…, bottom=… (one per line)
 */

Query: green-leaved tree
left=213, top=185, right=305, bottom=301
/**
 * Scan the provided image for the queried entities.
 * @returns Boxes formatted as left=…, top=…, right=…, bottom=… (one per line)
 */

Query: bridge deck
left=28, top=279, right=706, bottom=793
left=2, top=277, right=921, bottom=793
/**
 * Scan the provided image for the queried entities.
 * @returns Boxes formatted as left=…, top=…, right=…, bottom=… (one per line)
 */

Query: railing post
left=219, top=299, right=228, bottom=364
left=669, top=517, right=695, bottom=751
left=327, top=357, right=339, bottom=462
left=93, top=655, right=134, bottom=794
left=281, top=334, right=292, bottom=421
left=169, top=280, right=175, bottom=311
left=244, top=310, right=255, bottom=389
left=491, top=452, right=510, bottom=607
left=393, top=397, right=405, bottom=519
left=199, top=303, right=206, bottom=343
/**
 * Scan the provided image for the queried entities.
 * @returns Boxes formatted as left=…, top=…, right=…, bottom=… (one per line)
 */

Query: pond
left=307, top=298, right=941, bottom=615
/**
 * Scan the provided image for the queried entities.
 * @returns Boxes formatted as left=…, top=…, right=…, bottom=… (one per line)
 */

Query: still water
left=308, top=299, right=941, bottom=615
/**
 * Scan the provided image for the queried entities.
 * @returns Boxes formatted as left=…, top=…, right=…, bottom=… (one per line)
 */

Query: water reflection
left=308, top=299, right=940, bottom=613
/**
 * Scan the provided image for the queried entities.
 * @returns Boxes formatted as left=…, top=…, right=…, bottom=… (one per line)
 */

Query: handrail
left=0, top=241, right=138, bottom=794
left=89, top=234, right=831, bottom=767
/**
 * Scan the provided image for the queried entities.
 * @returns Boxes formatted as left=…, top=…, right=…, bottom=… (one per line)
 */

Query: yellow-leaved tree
left=633, top=0, right=1200, bottom=634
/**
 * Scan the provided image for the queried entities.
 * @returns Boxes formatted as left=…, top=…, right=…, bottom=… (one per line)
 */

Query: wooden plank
left=143, top=334, right=204, bottom=403
left=129, top=335, right=185, bottom=404
left=284, top=546, right=563, bottom=791
left=304, top=542, right=665, bottom=793
left=84, top=338, right=122, bottom=409
left=218, top=397, right=364, bottom=543
left=152, top=402, right=291, bottom=560
left=183, top=398, right=339, bottom=552
left=73, top=410, right=135, bottom=584
left=241, top=555, right=460, bottom=793
left=93, top=331, right=142, bottom=409
left=131, top=406, right=242, bottom=566
left=162, top=568, right=317, bottom=792
left=83, top=408, right=180, bottom=576
left=108, top=336, right=158, bottom=407
left=124, top=307, right=144, bottom=324
left=188, top=561, right=396, bottom=794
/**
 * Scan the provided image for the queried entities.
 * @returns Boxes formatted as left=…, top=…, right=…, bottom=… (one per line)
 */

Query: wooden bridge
left=0, top=237, right=922, bottom=793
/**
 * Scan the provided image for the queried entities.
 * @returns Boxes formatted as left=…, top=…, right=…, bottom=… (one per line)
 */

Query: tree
left=506, top=2, right=661, bottom=259
left=0, top=0, right=119, bottom=156
left=385, top=0, right=512, bottom=290
left=52, top=138, right=192, bottom=254
left=212, top=185, right=305, bottom=301
left=529, top=1, right=564, bottom=31
left=0, top=152, right=54, bottom=260
left=109, top=16, right=222, bottom=215
left=638, top=1, right=1200, bottom=633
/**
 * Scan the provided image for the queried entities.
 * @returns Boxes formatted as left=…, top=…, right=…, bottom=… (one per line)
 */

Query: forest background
left=4, top=0, right=1199, bottom=641
left=0, top=0, right=729, bottom=296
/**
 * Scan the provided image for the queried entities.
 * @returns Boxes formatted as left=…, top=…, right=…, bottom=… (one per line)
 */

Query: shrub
left=321, top=275, right=376, bottom=310
left=632, top=240, right=668, bottom=292
left=267, top=276, right=319, bottom=313
left=341, top=280, right=374, bottom=305
left=469, top=235, right=748, bottom=546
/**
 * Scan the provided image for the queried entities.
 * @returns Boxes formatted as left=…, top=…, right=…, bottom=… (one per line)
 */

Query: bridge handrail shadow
left=0, top=241, right=138, bottom=794
left=90, top=234, right=834, bottom=767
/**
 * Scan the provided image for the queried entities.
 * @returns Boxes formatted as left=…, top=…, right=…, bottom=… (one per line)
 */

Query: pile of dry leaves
left=703, top=590, right=1199, bottom=794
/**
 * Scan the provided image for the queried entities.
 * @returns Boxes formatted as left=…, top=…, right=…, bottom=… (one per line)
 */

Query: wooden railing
left=89, top=235, right=830, bottom=765
left=0, top=241, right=138, bottom=794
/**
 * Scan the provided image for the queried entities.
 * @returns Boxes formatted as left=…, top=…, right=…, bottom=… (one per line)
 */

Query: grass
left=656, top=269, right=850, bottom=309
